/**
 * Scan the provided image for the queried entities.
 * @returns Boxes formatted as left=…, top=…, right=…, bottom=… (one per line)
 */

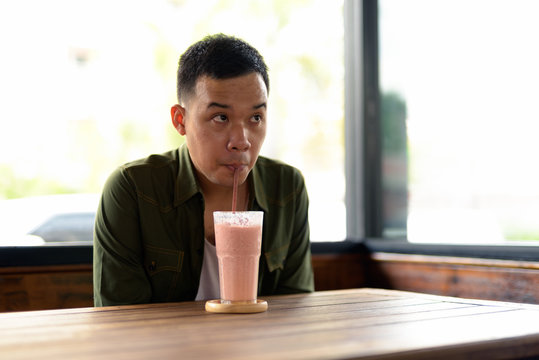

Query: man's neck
left=202, top=181, right=248, bottom=211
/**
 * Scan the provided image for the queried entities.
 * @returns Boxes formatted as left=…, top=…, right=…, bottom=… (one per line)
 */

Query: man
left=93, top=34, right=314, bottom=306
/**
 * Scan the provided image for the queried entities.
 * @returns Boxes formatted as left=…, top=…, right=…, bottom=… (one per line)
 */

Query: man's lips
left=225, top=164, right=247, bottom=172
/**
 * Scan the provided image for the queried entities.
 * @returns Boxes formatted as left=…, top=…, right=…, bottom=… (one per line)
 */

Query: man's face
left=174, top=72, right=267, bottom=190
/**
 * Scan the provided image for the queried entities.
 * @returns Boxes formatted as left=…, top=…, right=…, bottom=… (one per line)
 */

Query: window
left=379, top=0, right=539, bottom=246
left=0, top=0, right=345, bottom=246
left=5, top=0, right=536, bottom=266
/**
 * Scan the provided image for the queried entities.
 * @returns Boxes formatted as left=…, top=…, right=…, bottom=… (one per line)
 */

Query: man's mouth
left=226, top=164, right=247, bottom=172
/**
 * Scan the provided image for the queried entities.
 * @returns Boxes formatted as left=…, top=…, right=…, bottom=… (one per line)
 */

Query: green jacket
left=93, top=145, right=314, bottom=306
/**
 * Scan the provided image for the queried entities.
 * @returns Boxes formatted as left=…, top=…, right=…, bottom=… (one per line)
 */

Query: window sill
left=1, top=239, right=538, bottom=267
left=363, top=238, right=539, bottom=262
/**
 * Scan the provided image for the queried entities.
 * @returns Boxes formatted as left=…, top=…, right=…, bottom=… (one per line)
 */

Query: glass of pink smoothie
left=213, top=211, right=263, bottom=304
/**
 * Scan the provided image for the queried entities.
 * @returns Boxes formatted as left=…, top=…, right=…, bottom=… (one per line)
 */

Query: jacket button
left=149, top=261, right=156, bottom=271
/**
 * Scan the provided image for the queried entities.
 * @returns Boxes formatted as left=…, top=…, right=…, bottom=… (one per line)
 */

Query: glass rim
left=213, top=211, right=264, bottom=214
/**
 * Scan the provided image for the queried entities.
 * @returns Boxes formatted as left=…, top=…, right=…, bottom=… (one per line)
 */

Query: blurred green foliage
left=381, top=92, right=407, bottom=156
left=0, top=165, right=76, bottom=199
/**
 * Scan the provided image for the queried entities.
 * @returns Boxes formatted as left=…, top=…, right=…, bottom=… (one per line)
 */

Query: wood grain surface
left=1, top=288, right=538, bottom=360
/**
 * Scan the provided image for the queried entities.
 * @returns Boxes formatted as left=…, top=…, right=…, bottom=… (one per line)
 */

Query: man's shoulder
left=254, top=156, right=306, bottom=187
left=256, top=156, right=301, bottom=175
left=107, top=149, right=180, bottom=192
left=121, top=149, right=179, bottom=172
left=103, top=149, right=182, bottom=205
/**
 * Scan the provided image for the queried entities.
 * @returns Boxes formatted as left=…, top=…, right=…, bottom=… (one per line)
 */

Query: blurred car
left=0, top=194, right=99, bottom=246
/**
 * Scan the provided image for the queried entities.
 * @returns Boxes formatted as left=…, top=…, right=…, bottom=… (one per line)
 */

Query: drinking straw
left=231, top=167, right=239, bottom=212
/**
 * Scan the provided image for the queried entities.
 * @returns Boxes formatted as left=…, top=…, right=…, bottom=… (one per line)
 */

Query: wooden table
left=1, top=288, right=539, bottom=359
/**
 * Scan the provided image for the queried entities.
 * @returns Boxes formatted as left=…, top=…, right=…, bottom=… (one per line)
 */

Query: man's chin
left=205, top=174, right=245, bottom=189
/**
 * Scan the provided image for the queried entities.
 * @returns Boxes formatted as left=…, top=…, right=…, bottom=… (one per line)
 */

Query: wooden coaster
left=205, top=299, right=268, bottom=314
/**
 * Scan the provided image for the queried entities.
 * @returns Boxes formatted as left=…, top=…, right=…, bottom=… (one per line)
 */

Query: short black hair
left=176, top=34, right=269, bottom=104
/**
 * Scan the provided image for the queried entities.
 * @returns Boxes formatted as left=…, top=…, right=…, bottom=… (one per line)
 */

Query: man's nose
left=227, top=124, right=251, bottom=152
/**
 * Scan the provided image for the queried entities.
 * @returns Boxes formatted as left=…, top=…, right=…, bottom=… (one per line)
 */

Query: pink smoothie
left=214, top=223, right=262, bottom=303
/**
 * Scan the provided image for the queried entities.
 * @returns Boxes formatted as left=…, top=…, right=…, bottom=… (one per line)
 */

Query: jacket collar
left=174, top=144, right=200, bottom=207
left=250, top=159, right=269, bottom=212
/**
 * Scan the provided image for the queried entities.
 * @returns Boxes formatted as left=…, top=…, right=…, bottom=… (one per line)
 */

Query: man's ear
left=170, top=104, right=187, bottom=135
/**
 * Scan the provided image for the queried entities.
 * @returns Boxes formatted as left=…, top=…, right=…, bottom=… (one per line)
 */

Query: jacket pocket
left=143, top=245, right=184, bottom=301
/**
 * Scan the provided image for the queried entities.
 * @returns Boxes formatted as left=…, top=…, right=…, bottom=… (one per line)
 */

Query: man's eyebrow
left=207, top=102, right=229, bottom=109
left=206, top=102, right=267, bottom=110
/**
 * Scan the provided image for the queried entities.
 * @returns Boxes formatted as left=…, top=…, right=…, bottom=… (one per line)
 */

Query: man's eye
left=251, top=114, right=263, bottom=123
left=213, top=114, right=228, bottom=122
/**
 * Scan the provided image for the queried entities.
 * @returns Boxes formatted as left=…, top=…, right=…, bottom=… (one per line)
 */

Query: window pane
left=380, top=0, right=539, bottom=244
left=0, top=0, right=345, bottom=245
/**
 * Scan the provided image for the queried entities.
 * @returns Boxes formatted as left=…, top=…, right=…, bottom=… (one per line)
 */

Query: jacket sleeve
left=93, top=167, right=152, bottom=306
left=275, top=171, right=315, bottom=294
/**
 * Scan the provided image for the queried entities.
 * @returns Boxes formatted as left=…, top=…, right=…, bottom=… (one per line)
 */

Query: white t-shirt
left=195, top=238, right=220, bottom=301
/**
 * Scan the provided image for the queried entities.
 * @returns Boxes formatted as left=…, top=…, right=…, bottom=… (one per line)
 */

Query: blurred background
left=1, top=0, right=538, bottom=247
left=379, top=0, right=539, bottom=245
left=0, top=0, right=346, bottom=244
